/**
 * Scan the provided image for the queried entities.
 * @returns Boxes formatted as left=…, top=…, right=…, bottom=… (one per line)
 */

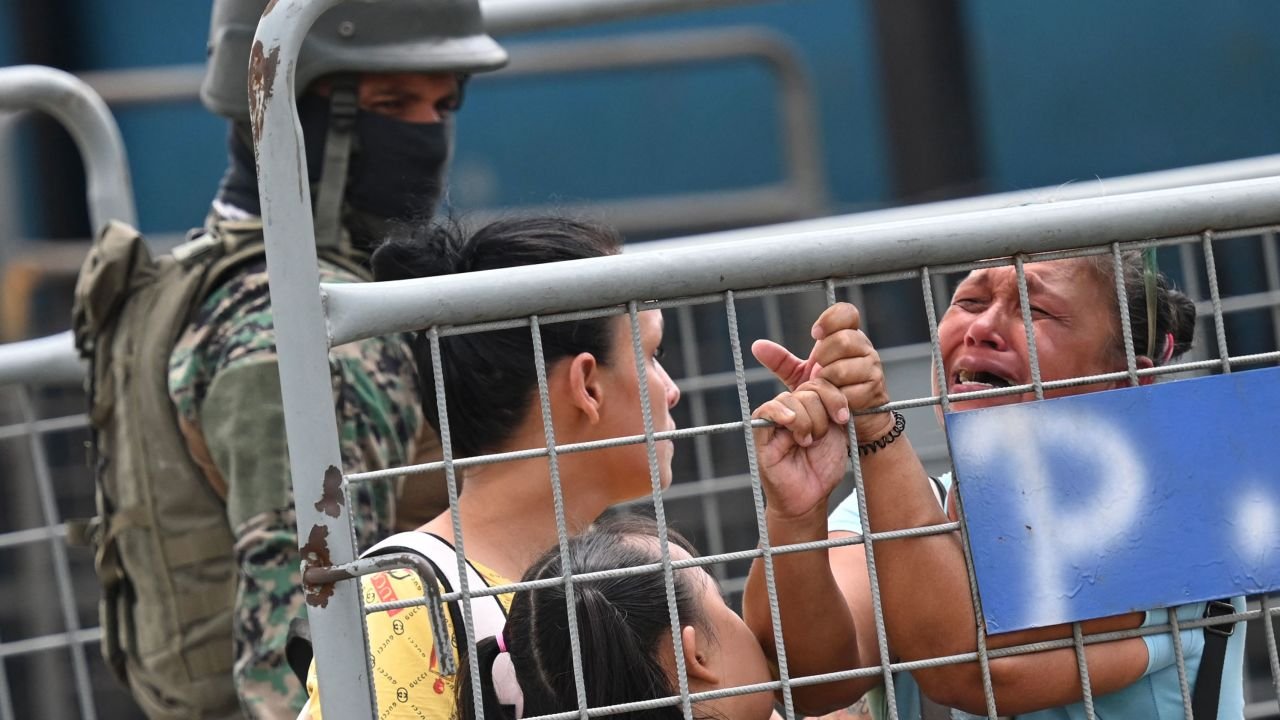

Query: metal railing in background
left=0, top=67, right=137, bottom=341
left=0, top=66, right=136, bottom=234
left=255, top=8, right=1280, bottom=704
left=0, top=64, right=136, bottom=720
left=481, top=0, right=778, bottom=34
left=0, top=22, right=824, bottom=344
left=0, top=333, right=84, bottom=387
left=466, top=26, right=826, bottom=234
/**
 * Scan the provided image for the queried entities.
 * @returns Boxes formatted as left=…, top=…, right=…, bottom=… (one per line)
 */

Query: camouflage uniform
left=169, top=251, right=423, bottom=718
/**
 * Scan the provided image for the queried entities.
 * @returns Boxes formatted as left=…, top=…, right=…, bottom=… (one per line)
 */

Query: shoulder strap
left=365, top=532, right=508, bottom=642
left=1191, top=599, right=1236, bottom=720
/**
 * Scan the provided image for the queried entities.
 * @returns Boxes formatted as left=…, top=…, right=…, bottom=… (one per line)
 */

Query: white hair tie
left=492, top=632, right=524, bottom=719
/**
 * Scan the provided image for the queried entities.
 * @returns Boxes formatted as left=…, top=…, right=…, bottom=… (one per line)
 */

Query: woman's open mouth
left=952, top=368, right=1016, bottom=390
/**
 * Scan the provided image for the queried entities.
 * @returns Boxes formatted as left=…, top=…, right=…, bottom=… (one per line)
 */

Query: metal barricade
left=0, top=65, right=133, bottom=720
left=256, top=8, right=1280, bottom=710
left=333, top=187, right=1280, bottom=720
left=0, top=66, right=136, bottom=234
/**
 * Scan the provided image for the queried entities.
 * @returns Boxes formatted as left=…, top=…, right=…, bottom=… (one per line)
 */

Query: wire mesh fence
left=280, top=178, right=1280, bottom=719
left=2, top=185, right=1279, bottom=719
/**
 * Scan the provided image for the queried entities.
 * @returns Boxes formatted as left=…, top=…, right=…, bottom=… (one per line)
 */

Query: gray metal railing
left=254, top=9, right=1280, bottom=706
left=0, top=65, right=135, bottom=720
left=481, top=0, right=778, bottom=34
left=4, top=177, right=1279, bottom=719
left=324, top=176, right=1280, bottom=343
left=0, top=66, right=136, bottom=233
left=463, top=26, right=826, bottom=233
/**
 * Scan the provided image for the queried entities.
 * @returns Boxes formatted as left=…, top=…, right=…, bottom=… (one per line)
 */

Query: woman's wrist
left=763, top=502, right=830, bottom=542
left=853, top=411, right=906, bottom=457
left=852, top=410, right=896, bottom=444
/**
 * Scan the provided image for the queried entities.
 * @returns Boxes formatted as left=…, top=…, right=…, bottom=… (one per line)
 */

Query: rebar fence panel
left=262, top=173, right=1280, bottom=716
left=4, top=193, right=1280, bottom=719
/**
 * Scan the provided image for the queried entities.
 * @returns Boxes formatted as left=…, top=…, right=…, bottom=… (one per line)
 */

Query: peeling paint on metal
left=314, top=464, right=344, bottom=518
left=248, top=41, right=279, bottom=145
left=301, top=524, right=336, bottom=608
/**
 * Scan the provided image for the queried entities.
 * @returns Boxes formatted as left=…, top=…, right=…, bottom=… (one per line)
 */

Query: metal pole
left=0, top=332, right=85, bottom=386
left=326, top=175, right=1280, bottom=344
left=638, top=153, right=1280, bottom=254
left=482, top=0, right=777, bottom=34
left=0, top=66, right=136, bottom=232
left=249, top=1, right=375, bottom=716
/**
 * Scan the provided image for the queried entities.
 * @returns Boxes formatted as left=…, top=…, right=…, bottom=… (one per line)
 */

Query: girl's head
left=457, top=515, right=774, bottom=720
left=372, top=217, right=681, bottom=494
left=936, top=253, right=1197, bottom=412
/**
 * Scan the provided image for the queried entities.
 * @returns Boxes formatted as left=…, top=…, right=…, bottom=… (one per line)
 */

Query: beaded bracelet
left=854, top=411, right=906, bottom=457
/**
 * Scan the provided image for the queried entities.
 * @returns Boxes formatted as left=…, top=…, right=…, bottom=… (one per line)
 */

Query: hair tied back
left=491, top=631, right=524, bottom=719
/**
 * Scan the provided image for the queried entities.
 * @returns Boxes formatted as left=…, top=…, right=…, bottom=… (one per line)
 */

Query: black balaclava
left=214, top=90, right=451, bottom=251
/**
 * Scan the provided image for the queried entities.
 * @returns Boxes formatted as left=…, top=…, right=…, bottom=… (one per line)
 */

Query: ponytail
left=459, top=515, right=703, bottom=720
left=1092, top=252, right=1197, bottom=365
left=454, top=635, right=514, bottom=720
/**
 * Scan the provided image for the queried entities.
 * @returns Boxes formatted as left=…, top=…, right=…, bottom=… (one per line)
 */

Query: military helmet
left=201, top=0, right=508, bottom=119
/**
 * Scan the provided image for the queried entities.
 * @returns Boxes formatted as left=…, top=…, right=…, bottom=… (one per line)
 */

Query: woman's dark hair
left=1090, top=252, right=1197, bottom=365
left=371, top=217, right=621, bottom=457
left=455, top=514, right=709, bottom=720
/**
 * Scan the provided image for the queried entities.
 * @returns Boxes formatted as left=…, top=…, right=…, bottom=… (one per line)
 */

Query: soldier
left=70, top=2, right=506, bottom=718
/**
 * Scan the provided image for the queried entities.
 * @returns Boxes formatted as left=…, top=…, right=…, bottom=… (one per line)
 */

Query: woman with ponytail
left=304, top=218, right=682, bottom=719
left=457, top=515, right=776, bottom=720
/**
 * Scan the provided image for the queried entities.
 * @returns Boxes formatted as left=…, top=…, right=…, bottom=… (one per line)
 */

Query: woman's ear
left=567, top=352, right=603, bottom=423
left=1136, top=355, right=1156, bottom=386
left=681, top=625, right=719, bottom=686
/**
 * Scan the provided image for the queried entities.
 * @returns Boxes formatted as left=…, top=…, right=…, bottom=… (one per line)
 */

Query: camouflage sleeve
left=198, top=356, right=306, bottom=718
left=233, top=508, right=310, bottom=718
left=170, top=261, right=423, bottom=718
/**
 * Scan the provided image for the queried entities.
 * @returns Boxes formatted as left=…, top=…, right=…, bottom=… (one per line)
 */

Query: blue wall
left=453, top=1, right=887, bottom=211
left=964, top=0, right=1280, bottom=191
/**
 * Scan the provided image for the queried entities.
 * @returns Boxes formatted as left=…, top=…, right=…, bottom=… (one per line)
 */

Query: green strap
left=313, top=76, right=358, bottom=253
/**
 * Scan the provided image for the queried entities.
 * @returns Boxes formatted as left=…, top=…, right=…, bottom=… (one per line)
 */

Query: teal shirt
left=827, top=474, right=1246, bottom=719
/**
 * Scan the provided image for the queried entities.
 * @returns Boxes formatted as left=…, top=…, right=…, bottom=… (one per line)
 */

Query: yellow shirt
left=306, top=557, right=512, bottom=719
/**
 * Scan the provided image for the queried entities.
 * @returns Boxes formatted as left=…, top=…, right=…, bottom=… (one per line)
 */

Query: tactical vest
left=71, top=218, right=367, bottom=719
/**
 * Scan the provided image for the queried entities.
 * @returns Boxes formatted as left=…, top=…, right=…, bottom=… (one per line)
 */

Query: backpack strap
left=1190, top=599, right=1236, bottom=719
left=365, top=532, right=508, bottom=645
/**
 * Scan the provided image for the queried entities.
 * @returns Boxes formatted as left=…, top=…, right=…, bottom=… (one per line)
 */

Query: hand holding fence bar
left=742, top=301, right=920, bottom=717
left=752, top=377, right=849, bottom=521
left=751, top=303, right=893, bottom=440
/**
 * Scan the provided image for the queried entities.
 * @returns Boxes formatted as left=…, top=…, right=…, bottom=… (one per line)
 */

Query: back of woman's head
left=1090, top=252, right=1197, bottom=366
left=371, top=217, right=621, bottom=457
left=455, top=515, right=704, bottom=720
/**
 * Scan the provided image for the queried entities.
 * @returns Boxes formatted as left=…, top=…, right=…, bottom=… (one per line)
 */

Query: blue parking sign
left=947, top=366, right=1280, bottom=634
